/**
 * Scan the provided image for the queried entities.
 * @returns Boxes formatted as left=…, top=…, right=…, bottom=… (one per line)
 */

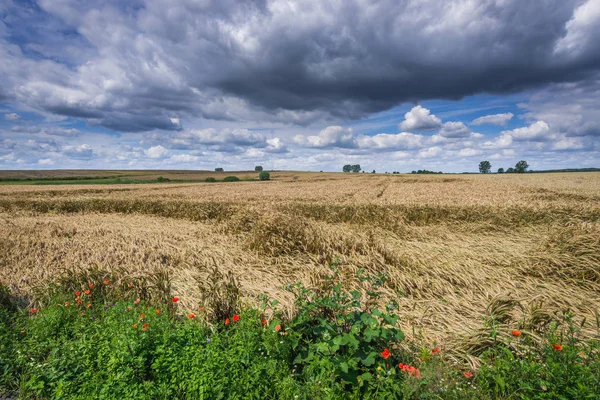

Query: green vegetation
left=223, top=176, right=241, bottom=182
left=1, top=264, right=599, bottom=399
left=342, top=164, right=362, bottom=173
left=215, top=168, right=224, bottom=172
left=204, top=177, right=217, bottom=183
left=411, top=170, right=443, bottom=174
left=259, top=171, right=270, bottom=181
left=479, top=161, right=491, bottom=174
left=255, top=166, right=263, bottom=172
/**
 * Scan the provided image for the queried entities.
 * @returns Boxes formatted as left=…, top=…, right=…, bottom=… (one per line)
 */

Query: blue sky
left=1, top=0, right=599, bottom=172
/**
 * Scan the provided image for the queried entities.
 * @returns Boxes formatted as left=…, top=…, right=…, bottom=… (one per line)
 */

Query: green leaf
left=361, top=352, right=376, bottom=366
left=339, top=362, right=349, bottom=373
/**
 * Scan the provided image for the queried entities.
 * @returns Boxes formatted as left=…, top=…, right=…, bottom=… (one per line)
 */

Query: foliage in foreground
left=1, top=266, right=599, bottom=399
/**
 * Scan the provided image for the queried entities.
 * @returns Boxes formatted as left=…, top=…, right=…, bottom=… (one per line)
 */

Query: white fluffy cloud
left=145, top=145, right=169, bottom=159
left=438, top=121, right=472, bottom=138
left=503, top=121, right=554, bottom=141
left=471, top=113, right=514, bottom=126
left=294, top=126, right=356, bottom=148
left=399, top=106, right=442, bottom=131
left=4, top=113, right=19, bottom=121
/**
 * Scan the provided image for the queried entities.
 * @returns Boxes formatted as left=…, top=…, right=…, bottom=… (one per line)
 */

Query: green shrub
left=223, top=176, right=240, bottom=182
left=204, top=177, right=217, bottom=183
left=255, top=166, right=263, bottom=172
left=2, top=269, right=600, bottom=399
left=259, top=171, right=270, bottom=181
left=156, top=176, right=170, bottom=182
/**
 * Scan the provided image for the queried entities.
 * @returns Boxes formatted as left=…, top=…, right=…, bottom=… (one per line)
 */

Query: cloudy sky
left=1, top=0, right=599, bottom=172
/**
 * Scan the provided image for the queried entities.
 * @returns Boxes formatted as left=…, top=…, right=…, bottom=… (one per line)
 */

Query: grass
left=0, top=171, right=599, bottom=397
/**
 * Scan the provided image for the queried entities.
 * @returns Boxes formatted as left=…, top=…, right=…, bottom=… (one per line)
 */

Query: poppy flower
left=274, top=324, right=281, bottom=332
left=132, top=324, right=138, bottom=329
left=84, top=289, right=91, bottom=295
left=86, top=303, right=92, bottom=308
left=128, top=283, right=133, bottom=288
left=89, top=283, right=94, bottom=288
left=103, top=280, right=110, bottom=285
left=262, top=319, right=267, bottom=326
left=225, top=318, right=230, bottom=325
left=431, top=347, right=441, bottom=354
left=463, top=371, right=473, bottom=379
left=512, top=329, right=522, bottom=337
left=140, top=313, right=146, bottom=319
left=381, top=348, right=391, bottom=359
left=155, top=309, right=161, bottom=315
left=188, top=313, right=195, bottom=319
left=233, top=314, right=240, bottom=322
left=64, top=301, right=70, bottom=307
left=142, top=323, right=149, bottom=331
left=554, top=344, right=563, bottom=351
left=75, top=291, right=81, bottom=297
left=172, top=297, right=179, bottom=303
left=29, top=308, right=37, bottom=313
left=199, top=307, right=205, bottom=312
left=134, top=298, right=141, bottom=304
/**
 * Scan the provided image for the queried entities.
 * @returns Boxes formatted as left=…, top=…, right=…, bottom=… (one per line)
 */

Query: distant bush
left=255, top=166, right=263, bottom=172
left=259, top=171, right=270, bottom=181
left=205, top=177, right=217, bottom=183
left=215, top=167, right=224, bottom=172
left=223, top=176, right=240, bottom=182
left=156, top=176, right=170, bottom=182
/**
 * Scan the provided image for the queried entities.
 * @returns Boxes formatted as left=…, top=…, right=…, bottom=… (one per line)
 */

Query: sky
left=1, top=0, right=599, bottom=173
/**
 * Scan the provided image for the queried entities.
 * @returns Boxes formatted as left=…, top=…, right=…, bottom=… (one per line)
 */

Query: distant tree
left=515, top=160, right=529, bottom=173
left=411, top=171, right=416, bottom=174
left=506, top=167, right=516, bottom=173
left=255, top=166, right=263, bottom=172
left=223, top=176, right=240, bottom=182
left=342, top=165, right=352, bottom=173
left=215, top=167, right=224, bottom=172
left=259, top=171, right=270, bottom=181
left=479, top=160, right=492, bottom=174
left=497, top=168, right=504, bottom=174
left=351, top=164, right=361, bottom=173
left=372, top=170, right=376, bottom=174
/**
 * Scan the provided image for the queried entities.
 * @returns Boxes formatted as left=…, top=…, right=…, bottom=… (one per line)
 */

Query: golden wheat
left=1, top=172, right=599, bottom=365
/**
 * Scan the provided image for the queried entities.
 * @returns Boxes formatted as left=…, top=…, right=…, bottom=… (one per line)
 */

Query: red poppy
left=512, top=329, right=522, bottom=337
left=554, top=344, right=563, bottom=351
left=381, top=348, right=391, bottom=359
left=463, top=371, right=473, bottom=379
left=188, top=313, right=195, bottom=319
left=84, top=289, right=91, bottom=295
left=103, top=280, right=110, bottom=285
left=128, top=283, right=133, bottom=288
left=89, top=283, right=94, bottom=288
left=142, top=323, right=149, bottom=331
left=155, top=309, right=161, bottom=315
left=86, top=303, right=92, bottom=308
left=225, top=318, right=230, bottom=325
left=29, top=308, right=37, bottom=313
left=140, top=313, right=146, bottom=319
left=64, top=301, right=70, bottom=307
left=431, top=347, right=441, bottom=354
left=233, top=315, right=240, bottom=322
left=262, top=319, right=267, bottom=326
left=172, top=297, right=179, bottom=303
left=75, top=291, right=81, bottom=297
left=134, top=298, right=141, bottom=304
left=274, top=324, right=281, bottom=332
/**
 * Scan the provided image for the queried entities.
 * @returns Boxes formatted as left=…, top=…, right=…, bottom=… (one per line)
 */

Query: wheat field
left=1, top=171, right=599, bottom=366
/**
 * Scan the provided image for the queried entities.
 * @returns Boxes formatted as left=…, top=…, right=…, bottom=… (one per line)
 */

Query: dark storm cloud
left=2, top=0, right=600, bottom=132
